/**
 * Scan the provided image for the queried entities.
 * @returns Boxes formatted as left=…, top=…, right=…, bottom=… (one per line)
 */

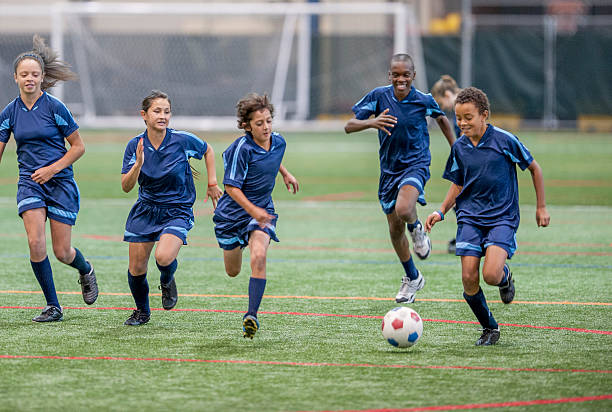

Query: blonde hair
left=431, top=75, right=460, bottom=100
left=13, top=34, right=78, bottom=91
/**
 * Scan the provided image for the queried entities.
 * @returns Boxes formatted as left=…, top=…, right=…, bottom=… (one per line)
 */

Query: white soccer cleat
left=409, top=222, right=431, bottom=259
left=395, top=271, right=425, bottom=303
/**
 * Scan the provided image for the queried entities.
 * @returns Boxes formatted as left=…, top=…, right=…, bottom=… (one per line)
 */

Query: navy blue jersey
left=443, top=125, right=534, bottom=228
left=214, top=132, right=286, bottom=221
left=0, top=91, right=79, bottom=179
left=121, top=128, right=207, bottom=207
left=352, top=85, right=445, bottom=174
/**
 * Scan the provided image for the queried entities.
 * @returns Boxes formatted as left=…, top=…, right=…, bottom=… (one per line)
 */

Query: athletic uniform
left=213, top=131, right=286, bottom=250
left=0, top=91, right=80, bottom=224
left=121, top=128, right=207, bottom=244
left=443, top=124, right=534, bottom=258
left=352, top=85, right=445, bottom=214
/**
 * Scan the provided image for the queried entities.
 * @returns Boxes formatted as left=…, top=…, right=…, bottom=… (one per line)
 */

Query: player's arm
left=278, top=164, right=299, bottom=194
left=225, top=185, right=273, bottom=228
left=527, top=159, right=550, bottom=227
left=0, top=141, right=6, bottom=164
left=30, top=130, right=85, bottom=185
left=344, top=108, right=397, bottom=136
left=121, top=137, right=144, bottom=193
left=203, top=145, right=222, bottom=209
left=425, top=183, right=462, bottom=232
left=435, top=115, right=456, bottom=147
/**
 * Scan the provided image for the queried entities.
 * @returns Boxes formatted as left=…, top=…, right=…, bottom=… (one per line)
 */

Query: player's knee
left=52, top=245, right=73, bottom=264
left=396, top=205, right=417, bottom=224
left=461, top=271, right=479, bottom=290
left=482, top=268, right=501, bottom=286
left=27, top=237, right=46, bottom=257
left=225, top=266, right=240, bottom=277
left=154, top=252, right=174, bottom=267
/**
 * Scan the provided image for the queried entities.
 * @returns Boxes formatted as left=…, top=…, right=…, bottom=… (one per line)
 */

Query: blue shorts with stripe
left=17, top=177, right=80, bottom=225
left=378, top=166, right=429, bottom=215
left=455, top=223, right=517, bottom=259
left=213, top=213, right=279, bottom=250
left=124, top=200, right=194, bottom=245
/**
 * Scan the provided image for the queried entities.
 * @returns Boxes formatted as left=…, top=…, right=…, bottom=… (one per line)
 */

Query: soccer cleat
left=159, top=278, right=178, bottom=310
left=395, top=271, right=425, bottom=304
left=78, top=261, right=99, bottom=305
left=242, top=315, right=259, bottom=339
left=475, top=328, right=500, bottom=346
left=499, top=264, right=515, bottom=304
left=409, top=222, right=431, bottom=259
left=32, top=305, right=63, bottom=322
left=124, top=309, right=150, bottom=326
left=447, top=238, right=457, bottom=254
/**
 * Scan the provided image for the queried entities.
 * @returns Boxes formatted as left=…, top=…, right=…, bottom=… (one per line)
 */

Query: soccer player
left=121, top=90, right=222, bottom=326
left=213, top=93, right=298, bottom=339
left=0, top=35, right=98, bottom=322
left=344, top=53, right=456, bottom=304
left=431, top=74, right=462, bottom=254
left=425, top=87, right=550, bottom=346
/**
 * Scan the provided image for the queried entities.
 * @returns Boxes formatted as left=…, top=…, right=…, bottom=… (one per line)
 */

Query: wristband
left=208, top=183, right=218, bottom=188
left=435, top=210, right=444, bottom=220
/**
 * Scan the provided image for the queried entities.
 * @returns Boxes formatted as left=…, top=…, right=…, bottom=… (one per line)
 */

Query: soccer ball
left=381, top=307, right=423, bottom=348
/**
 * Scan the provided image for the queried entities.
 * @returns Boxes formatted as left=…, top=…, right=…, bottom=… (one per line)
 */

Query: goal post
left=0, top=2, right=425, bottom=131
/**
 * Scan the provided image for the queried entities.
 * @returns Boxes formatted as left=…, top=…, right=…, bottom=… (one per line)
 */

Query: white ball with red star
left=381, top=307, right=423, bottom=348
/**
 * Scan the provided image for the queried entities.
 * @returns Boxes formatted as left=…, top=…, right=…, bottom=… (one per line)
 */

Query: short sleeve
left=442, top=144, right=463, bottom=186
left=121, top=138, right=138, bottom=174
left=425, top=95, right=444, bottom=119
left=0, top=104, right=13, bottom=143
left=176, top=130, right=207, bottom=160
left=222, top=138, right=250, bottom=189
left=51, top=98, right=79, bottom=138
left=503, top=133, right=533, bottom=171
left=352, top=89, right=379, bottom=120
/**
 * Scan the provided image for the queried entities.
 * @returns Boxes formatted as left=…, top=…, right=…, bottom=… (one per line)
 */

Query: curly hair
left=430, top=75, right=460, bottom=100
left=13, top=34, right=77, bottom=91
left=455, top=87, right=490, bottom=117
left=236, top=93, right=274, bottom=129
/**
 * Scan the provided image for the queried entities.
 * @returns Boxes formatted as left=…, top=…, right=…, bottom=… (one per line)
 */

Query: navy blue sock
left=31, top=257, right=60, bottom=308
left=401, top=257, right=419, bottom=280
left=246, top=277, right=267, bottom=317
left=156, top=259, right=178, bottom=285
left=463, top=288, right=498, bottom=329
left=68, top=247, right=91, bottom=275
left=496, top=265, right=510, bottom=287
left=406, top=219, right=420, bottom=232
left=127, top=271, right=150, bottom=315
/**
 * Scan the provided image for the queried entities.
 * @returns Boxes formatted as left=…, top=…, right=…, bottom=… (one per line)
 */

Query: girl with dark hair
left=213, top=92, right=299, bottom=339
left=121, top=90, right=222, bottom=326
left=0, top=35, right=98, bottom=322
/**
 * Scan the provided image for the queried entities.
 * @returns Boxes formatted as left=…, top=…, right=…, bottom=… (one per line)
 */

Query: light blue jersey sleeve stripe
left=0, top=118, right=9, bottom=131
left=494, top=126, right=532, bottom=161
left=54, top=114, right=68, bottom=127
left=450, top=156, right=459, bottom=172
left=230, top=137, right=247, bottom=181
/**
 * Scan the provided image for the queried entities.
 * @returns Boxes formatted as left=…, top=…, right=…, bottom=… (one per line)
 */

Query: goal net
left=0, top=2, right=425, bottom=131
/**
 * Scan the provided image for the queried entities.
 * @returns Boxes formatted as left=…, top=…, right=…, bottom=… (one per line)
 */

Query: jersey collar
left=17, top=91, right=45, bottom=112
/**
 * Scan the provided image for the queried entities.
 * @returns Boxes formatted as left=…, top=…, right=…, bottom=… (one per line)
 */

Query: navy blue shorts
left=378, top=166, right=429, bottom=214
left=16, top=177, right=80, bottom=225
left=455, top=223, right=517, bottom=259
left=124, top=200, right=194, bottom=245
left=213, top=213, right=279, bottom=250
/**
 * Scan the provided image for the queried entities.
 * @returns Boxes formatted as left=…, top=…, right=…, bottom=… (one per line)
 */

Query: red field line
left=2, top=306, right=611, bottom=335
left=303, top=394, right=612, bottom=412
left=2, top=290, right=611, bottom=306
left=1, top=355, right=610, bottom=375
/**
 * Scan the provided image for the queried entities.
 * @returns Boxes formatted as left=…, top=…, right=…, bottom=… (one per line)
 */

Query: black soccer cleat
left=159, top=278, right=178, bottom=310
left=32, top=305, right=63, bottom=322
left=242, top=315, right=259, bottom=339
left=447, top=238, right=456, bottom=254
left=499, top=264, right=515, bottom=304
left=78, top=261, right=99, bottom=305
left=124, top=309, right=150, bottom=326
left=475, top=328, right=500, bottom=346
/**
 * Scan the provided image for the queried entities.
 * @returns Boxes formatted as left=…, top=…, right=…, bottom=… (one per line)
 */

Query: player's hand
left=206, top=184, right=223, bottom=210
left=135, top=137, right=144, bottom=167
left=536, top=206, right=550, bottom=227
left=371, top=108, right=397, bottom=136
left=283, top=172, right=299, bottom=194
left=424, top=212, right=442, bottom=232
left=252, top=206, right=273, bottom=229
left=31, top=164, right=58, bottom=184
